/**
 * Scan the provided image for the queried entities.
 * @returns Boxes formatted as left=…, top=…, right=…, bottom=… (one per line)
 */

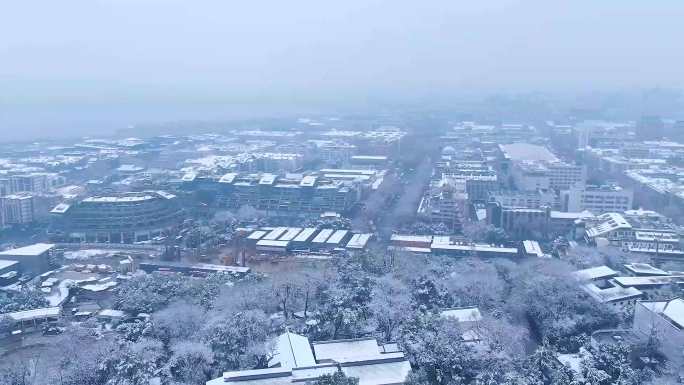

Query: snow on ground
left=46, top=280, right=74, bottom=307
left=45, top=276, right=101, bottom=306
left=64, top=249, right=110, bottom=260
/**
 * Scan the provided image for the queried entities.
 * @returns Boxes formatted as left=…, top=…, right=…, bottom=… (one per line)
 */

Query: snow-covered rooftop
left=0, top=243, right=55, bottom=257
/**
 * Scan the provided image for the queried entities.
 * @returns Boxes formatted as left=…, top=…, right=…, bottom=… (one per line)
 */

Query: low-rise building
left=206, top=333, right=411, bottom=385
left=612, top=275, right=684, bottom=294
left=52, top=191, right=184, bottom=243
left=0, top=243, right=55, bottom=276
left=574, top=265, right=643, bottom=308
left=1, top=193, right=35, bottom=225
left=584, top=212, right=683, bottom=255
left=624, top=263, right=670, bottom=277
left=573, top=265, right=619, bottom=285
left=582, top=282, right=643, bottom=307
left=0, top=307, right=61, bottom=331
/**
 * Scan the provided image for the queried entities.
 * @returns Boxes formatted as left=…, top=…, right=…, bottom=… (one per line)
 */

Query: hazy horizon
left=2, top=0, right=684, bottom=141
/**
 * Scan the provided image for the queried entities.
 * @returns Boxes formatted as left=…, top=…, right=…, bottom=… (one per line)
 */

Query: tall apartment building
left=1, top=193, right=35, bottom=225
left=547, top=162, right=586, bottom=190
left=0, top=178, right=10, bottom=196
left=561, top=185, right=633, bottom=214
left=487, top=203, right=550, bottom=240
left=9, top=173, right=64, bottom=194
left=0, top=198, right=5, bottom=228
left=486, top=190, right=554, bottom=240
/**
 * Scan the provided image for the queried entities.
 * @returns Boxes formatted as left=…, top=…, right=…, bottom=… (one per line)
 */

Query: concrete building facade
left=52, top=191, right=183, bottom=243
left=561, top=185, right=633, bottom=214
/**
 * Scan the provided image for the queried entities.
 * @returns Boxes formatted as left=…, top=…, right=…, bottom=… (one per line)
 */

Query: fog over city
left=2, top=1, right=684, bottom=140
left=3, top=2, right=684, bottom=385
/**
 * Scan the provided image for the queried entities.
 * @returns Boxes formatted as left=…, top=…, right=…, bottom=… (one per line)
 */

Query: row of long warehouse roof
left=246, top=227, right=372, bottom=250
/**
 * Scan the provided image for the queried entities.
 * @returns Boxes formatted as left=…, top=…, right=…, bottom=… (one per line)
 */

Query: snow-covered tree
left=369, top=275, right=412, bottom=342
left=202, top=309, right=271, bottom=371
left=165, top=341, right=214, bottom=385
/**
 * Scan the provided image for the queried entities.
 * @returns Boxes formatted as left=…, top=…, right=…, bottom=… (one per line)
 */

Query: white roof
left=499, top=143, right=558, bottom=162
left=440, top=307, right=483, bottom=323
left=431, top=243, right=518, bottom=254
left=156, top=191, right=176, bottom=199
left=279, top=228, right=303, bottom=242
left=219, top=173, right=238, bottom=184
left=550, top=210, right=594, bottom=220
left=346, top=233, right=372, bottom=249
left=312, top=229, right=334, bottom=243
left=319, top=169, right=376, bottom=175
left=341, top=355, right=411, bottom=385
left=613, top=275, right=684, bottom=287
left=217, top=356, right=411, bottom=385
left=256, top=240, right=290, bottom=248
left=585, top=212, right=632, bottom=238
left=192, top=263, right=250, bottom=274
left=0, top=243, right=55, bottom=257
left=572, top=266, right=618, bottom=281
left=624, top=263, right=669, bottom=276
left=582, top=283, right=643, bottom=303
left=248, top=230, right=268, bottom=240
left=263, top=227, right=288, bottom=241
left=390, top=234, right=433, bottom=244
left=351, top=155, right=388, bottom=161
left=83, top=195, right=154, bottom=203
left=81, top=281, right=118, bottom=292
left=0, top=259, right=19, bottom=270
left=50, top=203, right=71, bottom=214
left=326, top=230, right=348, bottom=245
left=323, top=173, right=371, bottom=181
left=293, top=228, right=317, bottom=243
left=4, top=307, right=60, bottom=321
left=432, top=236, right=451, bottom=245
left=98, top=309, right=126, bottom=318
left=181, top=172, right=196, bottom=182
left=397, top=246, right=432, bottom=254
left=219, top=367, right=292, bottom=384
left=208, top=339, right=411, bottom=385
left=522, top=240, right=544, bottom=257
left=272, top=332, right=316, bottom=369
left=312, top=338, right=380, bottom=362
left=259, top=174, right=276, bottom=185
left=662, top=298, right=684, bottom=328
left=300, top=176, right=317, bottom=187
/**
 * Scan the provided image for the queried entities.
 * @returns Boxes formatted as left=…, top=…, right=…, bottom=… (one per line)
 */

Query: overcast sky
left=1, top=1, right=683, bottom=140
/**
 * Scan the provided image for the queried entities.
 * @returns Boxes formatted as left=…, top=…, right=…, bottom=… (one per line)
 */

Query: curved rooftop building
left=53, top=191, right=183, bottom=243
